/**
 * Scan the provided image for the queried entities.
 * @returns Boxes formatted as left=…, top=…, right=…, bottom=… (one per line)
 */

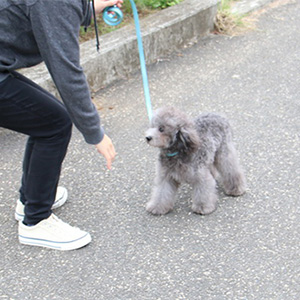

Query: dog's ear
left=176, top=127, right=200, bottom=152
left=176, top=130, right=189, bottom=151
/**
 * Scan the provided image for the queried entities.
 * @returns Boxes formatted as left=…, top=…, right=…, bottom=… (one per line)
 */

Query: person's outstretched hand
left=94, top=0, right=123, bottom=14
left=95, top=134, right=116, bottom=170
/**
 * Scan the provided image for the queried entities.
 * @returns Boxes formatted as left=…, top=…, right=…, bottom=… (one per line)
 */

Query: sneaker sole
left=15, top=188, right=68, bottom=222
left=19, top=232, right=92, bottom=251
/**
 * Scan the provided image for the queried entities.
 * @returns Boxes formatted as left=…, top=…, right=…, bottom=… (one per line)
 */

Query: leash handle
left=103, top=5, right=123, bottom=26
left=103, top=1, right=153, bottom=120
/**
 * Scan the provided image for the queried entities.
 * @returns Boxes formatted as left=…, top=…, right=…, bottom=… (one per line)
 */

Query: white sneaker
left=15, top=186, right=68, bottom=222
left=18, top=214, right=92, bottom=251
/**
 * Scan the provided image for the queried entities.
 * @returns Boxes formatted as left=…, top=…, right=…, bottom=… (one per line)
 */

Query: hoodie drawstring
left=85, top=0, right=100, bottom=52
left=91, top=0, right=100, bottom=52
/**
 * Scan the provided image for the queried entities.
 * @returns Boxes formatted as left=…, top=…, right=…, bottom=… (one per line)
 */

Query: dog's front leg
left=146, top=174, right=178, bottom=215
left=191, top=167, right=218, bottom=215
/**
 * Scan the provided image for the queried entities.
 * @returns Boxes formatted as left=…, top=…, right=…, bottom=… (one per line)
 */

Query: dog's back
left=194, top=113, right=231, bottom=139
left=193, top=113, right=233, bottom=164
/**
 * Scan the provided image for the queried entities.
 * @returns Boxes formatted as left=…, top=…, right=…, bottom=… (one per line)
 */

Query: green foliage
left=122, top=0, right=146, bottom=14
left=215, top=0, right=250, bottom=35
left=143, top=0, right=182, bottom=9
left=121, top=0, right=183, bottom=11
left=218, top=0, right=239, bottom=13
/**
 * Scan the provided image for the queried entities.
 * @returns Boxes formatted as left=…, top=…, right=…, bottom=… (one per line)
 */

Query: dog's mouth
left=145, top=135, right=160, bottom=148
left=145, top=128, right=156, bottom=146
left=145, top=134, right=167, bottom=148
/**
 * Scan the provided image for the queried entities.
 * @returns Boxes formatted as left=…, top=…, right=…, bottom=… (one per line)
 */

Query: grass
left=214, top=0, right=253, bottom=35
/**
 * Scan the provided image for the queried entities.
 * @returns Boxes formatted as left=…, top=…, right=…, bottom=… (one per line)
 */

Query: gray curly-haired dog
left=145, top=107, right=246, bottom=215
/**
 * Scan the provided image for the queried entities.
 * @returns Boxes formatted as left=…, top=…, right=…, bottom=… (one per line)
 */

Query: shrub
left=143, top=0, right=182, bottom=9
left=122, top=0, right=183, bottom=11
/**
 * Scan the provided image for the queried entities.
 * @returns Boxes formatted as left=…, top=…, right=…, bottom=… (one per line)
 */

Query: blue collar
left=166, top=151, right=179, bottom=157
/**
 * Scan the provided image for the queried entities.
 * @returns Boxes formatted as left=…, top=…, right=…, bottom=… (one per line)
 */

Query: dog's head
left=145, top=107, right=200, bottom=154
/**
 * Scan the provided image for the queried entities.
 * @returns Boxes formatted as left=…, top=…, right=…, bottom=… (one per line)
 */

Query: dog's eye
left=159, top=126, right=164, bottom=133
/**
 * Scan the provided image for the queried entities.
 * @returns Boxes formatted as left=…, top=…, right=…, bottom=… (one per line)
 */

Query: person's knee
left=51, top=109, right=72, bottom=143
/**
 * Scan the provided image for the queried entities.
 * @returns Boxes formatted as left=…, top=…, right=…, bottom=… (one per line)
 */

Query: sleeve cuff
left=84, top=126, right=105, bottom=145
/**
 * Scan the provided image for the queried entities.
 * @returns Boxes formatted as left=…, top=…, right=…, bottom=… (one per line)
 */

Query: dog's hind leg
left=146, top=177, right=179, bottom=215
left=191, top=167, right=218, bottom=215
left=215, top=142, right=246, bottom=196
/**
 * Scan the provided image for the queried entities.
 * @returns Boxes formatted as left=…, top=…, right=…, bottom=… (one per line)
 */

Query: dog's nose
left=146, top=136, right=152, bottom=142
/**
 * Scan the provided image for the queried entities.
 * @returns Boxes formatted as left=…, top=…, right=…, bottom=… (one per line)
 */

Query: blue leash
left=103, top=2, right=153, bottom=120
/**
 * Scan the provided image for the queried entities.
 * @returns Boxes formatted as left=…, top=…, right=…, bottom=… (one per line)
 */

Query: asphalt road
left=0, top=0, right=299, bottom=299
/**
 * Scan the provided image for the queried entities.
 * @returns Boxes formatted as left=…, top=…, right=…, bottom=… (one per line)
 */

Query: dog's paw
left=146, top=202, right=172, bottom=215
left=223, top=175, right=247, bottom=197
left=224, top=185, right=246, bottom=197
left=192, top=202, right=217, bottom=215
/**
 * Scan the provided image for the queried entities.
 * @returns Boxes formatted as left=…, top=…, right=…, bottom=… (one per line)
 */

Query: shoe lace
left=47, top=214, right=81, bottom=233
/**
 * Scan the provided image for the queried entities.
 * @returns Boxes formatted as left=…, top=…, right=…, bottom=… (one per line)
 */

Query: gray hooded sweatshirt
left=0, top=0, right=103, bottom=145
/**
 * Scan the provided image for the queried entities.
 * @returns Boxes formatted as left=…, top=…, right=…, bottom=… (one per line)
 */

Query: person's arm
left=30, top=0, right=101, bottom=144
left=29, top=0, right=118, bottom=168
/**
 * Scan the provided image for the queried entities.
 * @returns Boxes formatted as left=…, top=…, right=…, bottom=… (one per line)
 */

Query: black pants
left=0, top=72, right=72, bottom=225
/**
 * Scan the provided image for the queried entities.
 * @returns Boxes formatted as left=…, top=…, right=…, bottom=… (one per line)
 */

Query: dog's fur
left=145, top=107, right=246, bottom=215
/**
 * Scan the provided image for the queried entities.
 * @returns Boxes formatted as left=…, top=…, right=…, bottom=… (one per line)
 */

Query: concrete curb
left=22, top=0, right=219, bottom=97
left=231, top=0, right=274, bottom=15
